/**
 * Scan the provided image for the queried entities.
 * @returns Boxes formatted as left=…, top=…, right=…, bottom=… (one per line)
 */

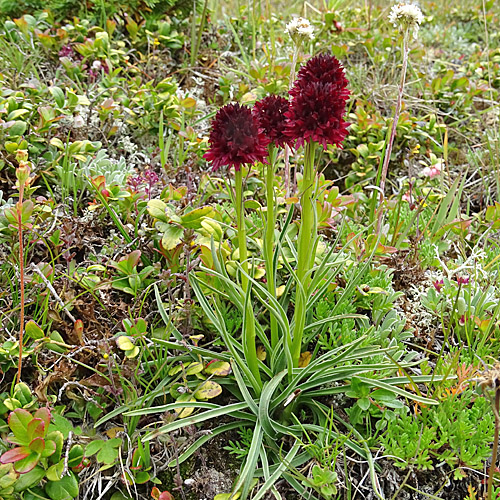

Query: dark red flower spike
left=253, top=95, right=294, bottom=149
left=290, top=53, right=350, bottom=100
left=203, top=103, right=269, bottom=171
left=285, top=81, right=349, bottom=150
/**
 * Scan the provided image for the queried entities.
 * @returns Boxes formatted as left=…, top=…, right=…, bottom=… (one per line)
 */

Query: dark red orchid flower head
left=203, top=103, right=269, bottom=171
left=285, top=81, right=349, bottom=150
left=253, top=95, right=294, bottom=149
left=290, top=53, right=350, bottom=100
left=285, top=52, right=350, bottom=150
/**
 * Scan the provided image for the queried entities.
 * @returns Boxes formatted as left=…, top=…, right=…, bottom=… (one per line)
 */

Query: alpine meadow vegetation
left=0, top=1, right=499, bottom=499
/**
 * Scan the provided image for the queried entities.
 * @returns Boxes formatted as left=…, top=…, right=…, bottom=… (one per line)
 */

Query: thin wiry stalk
left=377, top=28, right=410, bottom=232
left=487, top=388, right=500, bottom=500
left=16, top=182, right=25, bottom=385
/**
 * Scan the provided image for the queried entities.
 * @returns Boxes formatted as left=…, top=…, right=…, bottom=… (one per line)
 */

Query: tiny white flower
left=388, top=2, right=424, bottom=39
left=285, top=17, right=315, bottom=43
left=92, top=60, right=102, bottom=70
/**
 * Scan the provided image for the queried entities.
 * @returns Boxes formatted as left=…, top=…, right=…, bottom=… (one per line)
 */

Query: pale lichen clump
left=388, top=2, right=424, bottom=39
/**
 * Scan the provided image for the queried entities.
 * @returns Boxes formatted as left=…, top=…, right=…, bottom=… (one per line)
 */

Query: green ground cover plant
left=0, top=0, right=500, bottom=499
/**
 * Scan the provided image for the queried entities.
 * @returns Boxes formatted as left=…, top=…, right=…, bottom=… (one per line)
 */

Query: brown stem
left=377, top=30, right=410, bottom=232
left=487, top=388, right=500, bottom=500
left=16, top=185, right=25, bottom=385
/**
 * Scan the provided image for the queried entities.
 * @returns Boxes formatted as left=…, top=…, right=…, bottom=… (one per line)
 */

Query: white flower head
left=388, top=2, right=424, bottom=39
left=285, top=17, right=315, bottom=43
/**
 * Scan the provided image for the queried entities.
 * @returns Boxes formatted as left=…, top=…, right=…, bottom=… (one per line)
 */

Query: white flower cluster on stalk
left=285, top=17, right=315, bottom=43
left=388, top=2, right=424, bottom=39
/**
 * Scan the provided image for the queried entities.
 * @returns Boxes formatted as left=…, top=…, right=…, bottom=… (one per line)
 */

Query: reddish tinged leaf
left=29, top=437, right=45, bottom=454
left=0, top=446, right=31, bottom=464
left=8, top=409, right=33, bottom=446
left=27, top=419, right=45, bottom=441
left=159, top=492, right=174, bottom=500
left=34, top=407, right=51, bottom=429
left=74, top=319, right=84, bottom=344
left=152, top=489, right=174, bottom=500
left=125, top=249, right=141, bottom=268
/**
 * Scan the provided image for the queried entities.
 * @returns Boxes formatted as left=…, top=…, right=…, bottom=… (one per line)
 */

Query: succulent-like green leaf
left=28, top=437, right=45, bottom=455
left=45, top=472, right=79, bottom=500
left=0, top=447, right=30, bottom=464
left=8, top=409, right=33, bottom=446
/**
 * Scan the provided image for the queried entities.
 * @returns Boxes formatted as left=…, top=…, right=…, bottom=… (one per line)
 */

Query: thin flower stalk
left=284, top=46, right=299, bottom=197
left=235, top=169, right=262, bottom=392
left=291, top=140, right=316, bottom=367
left=376, top=3, right=423, bottom=230
left=284, top=16, right=314, bottom=196
left=15, top=158, right=30, bottom=384
left=204, top=103, right=267, bottom=392
left=264, top=146, right=279, bottom=351
left=253, top=95, right=291, bottom=352
left=376, top=28, right=410, bottom=232
left=16, top=195, right=25, bottom=385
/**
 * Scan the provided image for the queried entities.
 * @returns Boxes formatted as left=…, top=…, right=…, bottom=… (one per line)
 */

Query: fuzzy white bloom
left=285, top=17, right=315, bottom=42
left=388, top=3, right=424, bottom=39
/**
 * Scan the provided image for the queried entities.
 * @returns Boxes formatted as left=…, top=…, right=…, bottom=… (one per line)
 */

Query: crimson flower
left=286, top=53, right=350, bottom=150
left=285, top=81, right=349, bottom=149
left=290, top=53, right=349, bottom=100
left=433, top=279, right=444, bottom=293
left=203, top=103, right=269, bottom=171
left=253, top=95, right=294, bottom=149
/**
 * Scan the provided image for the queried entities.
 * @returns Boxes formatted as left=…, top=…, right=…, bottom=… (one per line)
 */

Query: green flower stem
left=264, top=146, right=279, bottom=351
left=291, top=141, right=316, bottom=368
left=235, top=168, right=262, bottom=392
left=235, top=169, right=249, bottom=291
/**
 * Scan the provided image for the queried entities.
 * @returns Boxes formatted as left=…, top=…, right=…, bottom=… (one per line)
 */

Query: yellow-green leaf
left=175, top=393, right=196, bottom=418
left=193, top=381, right=222, bottom=400
left=204, top=361, right=231, bottom=377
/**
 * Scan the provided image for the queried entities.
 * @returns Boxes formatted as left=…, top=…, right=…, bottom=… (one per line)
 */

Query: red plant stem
left=377, top=30, right=410, bottom=232
left=487, top=388, right=500, bottom=500
left=16, top=184, right=25, bottom=385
